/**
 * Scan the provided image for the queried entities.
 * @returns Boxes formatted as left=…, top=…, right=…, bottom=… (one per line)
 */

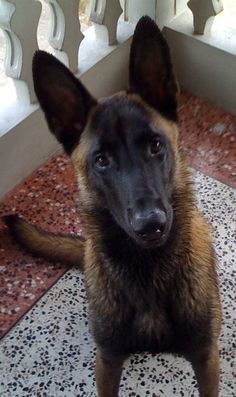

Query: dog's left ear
left=33, top=51, right=97, bottom=154
left=129, top=16, right=178, bottom=121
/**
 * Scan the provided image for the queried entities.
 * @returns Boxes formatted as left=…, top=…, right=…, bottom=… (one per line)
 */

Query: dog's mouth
left=130, top=226, right=171, bottom=249
left=110, top=205, right=173, bottom=249
left=121, top=202, right=173, bottom=249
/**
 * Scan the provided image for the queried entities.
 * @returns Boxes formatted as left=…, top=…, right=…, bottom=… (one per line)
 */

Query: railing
left=188, top=0, right=223, bottom=34
left=0, top=0, right=224, bottom=113
left=0, top=0, right=232, bottom=200
left=0, top=0, right=123, bottom=106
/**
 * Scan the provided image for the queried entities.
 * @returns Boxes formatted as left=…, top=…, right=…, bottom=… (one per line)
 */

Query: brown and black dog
left=4, top=16, right=221, bottom=397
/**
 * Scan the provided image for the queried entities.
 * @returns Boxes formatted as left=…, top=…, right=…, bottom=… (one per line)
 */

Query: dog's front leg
left=95, top=349, right=126, bottom=397
left=190, top=342, right=220, bottom=397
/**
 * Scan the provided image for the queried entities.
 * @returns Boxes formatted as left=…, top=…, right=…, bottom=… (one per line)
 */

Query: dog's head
left=33, top=16, right=180, bottom=249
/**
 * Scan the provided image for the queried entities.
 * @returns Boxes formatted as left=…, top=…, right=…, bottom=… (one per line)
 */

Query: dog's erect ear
left=33, top=51, right=97, bottom=154
left=129, top=16, right=178, bottom=121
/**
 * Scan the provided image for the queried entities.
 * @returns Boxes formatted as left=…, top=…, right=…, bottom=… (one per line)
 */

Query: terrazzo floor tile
left=179, top=92, right=236, bottom=188
left=0, top=172, right=235, bottom=397
left=0, top=154, right=80, bottom=338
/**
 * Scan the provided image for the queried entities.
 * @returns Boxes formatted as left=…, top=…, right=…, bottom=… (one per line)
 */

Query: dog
left=4, top=16, right=221, bottom=397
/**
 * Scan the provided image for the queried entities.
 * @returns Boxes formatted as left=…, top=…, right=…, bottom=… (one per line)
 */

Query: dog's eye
left=95, top=154, right=110, bottom=169
left=149, top=138, right=163, bottom=156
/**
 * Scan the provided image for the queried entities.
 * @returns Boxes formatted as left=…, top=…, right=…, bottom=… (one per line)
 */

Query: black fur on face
left=86, top=96, right=175, bottom=248
left=32, top=16, right=178, bottom=248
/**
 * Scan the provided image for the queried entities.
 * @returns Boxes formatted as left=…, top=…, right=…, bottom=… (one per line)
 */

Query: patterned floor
left=0, top=92, right=235, bottom=396
left=179, top=92, right=236, bottom=188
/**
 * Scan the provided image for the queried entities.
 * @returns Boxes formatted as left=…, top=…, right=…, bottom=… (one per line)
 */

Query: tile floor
left=179, top=92, right=236, bottom=188
left=0, top=155, right=81, bottom=339
left=0, top=92, right=235, bottom=396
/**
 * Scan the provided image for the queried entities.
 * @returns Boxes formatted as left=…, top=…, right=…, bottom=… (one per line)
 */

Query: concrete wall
left=164, top=12, right=236, bottom=115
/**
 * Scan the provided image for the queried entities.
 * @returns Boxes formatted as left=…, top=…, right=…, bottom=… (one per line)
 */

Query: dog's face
left=33, top=17, right=178, bottom=248
left=79, top=95, right=176, bottom=248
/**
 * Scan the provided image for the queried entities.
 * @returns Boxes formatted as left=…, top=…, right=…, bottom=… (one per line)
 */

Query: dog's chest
left=125, top=286, right=174, bottom=353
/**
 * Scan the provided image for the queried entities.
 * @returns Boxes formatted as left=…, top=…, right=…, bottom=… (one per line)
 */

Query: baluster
left=42, top=0, right=83, bottom=72
left=0, top=0, right=42, bottom=103
left=188, top=0, right=224, bottom=34
left=120, top=0, right=157, bottom=24
left=119, top=0, right=128, bottom=21
left=176, top=0, right=189, bottom=15
left=89, top=0, right=123, bottom=45
left=123, top=0, right=129, bottom=22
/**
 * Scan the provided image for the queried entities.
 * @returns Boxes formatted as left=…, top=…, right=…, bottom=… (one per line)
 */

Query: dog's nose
left=129, top=207, right=167, bottom=240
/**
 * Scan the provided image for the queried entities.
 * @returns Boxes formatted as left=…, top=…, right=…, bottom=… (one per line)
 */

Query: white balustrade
left=120, top=0, right=156, bottom=25
left=0, top=0, right=125, bottom=105
left=175, top=0, right=188, bottom=15
left=188, top=0, right=224, bottom=34
left=119, top=0, right=184, bottom=30
left=89, top=0, right=123, bottom=45
left=0, top=0, right=226, bottom=108
left=0, top=0, right=42, bottom=103
left=122, top=0, right=129, bottom=21
left=42, top=0, right=83, bottom=71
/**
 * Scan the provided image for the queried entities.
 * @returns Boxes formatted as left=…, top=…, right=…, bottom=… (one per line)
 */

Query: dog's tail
left=3, top=214, right=84, bottom=268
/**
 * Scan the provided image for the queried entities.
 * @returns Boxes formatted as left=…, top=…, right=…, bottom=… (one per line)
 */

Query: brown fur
left=4, top=214, right=84, bottom=267
left=3, top=16, right=221, bottom=397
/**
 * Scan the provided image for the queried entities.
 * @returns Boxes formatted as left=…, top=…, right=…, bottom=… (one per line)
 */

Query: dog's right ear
left=129, top=16, right=178, bottom=121
left=33, top=51, right=97, bottom=154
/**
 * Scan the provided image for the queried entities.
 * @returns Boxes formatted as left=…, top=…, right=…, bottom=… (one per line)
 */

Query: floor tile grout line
left=190, top=166, right=236, bottom=191
left=0, top=266, right=71, bottom=342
